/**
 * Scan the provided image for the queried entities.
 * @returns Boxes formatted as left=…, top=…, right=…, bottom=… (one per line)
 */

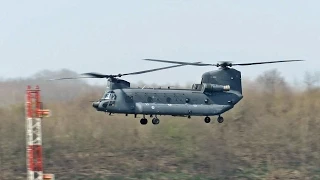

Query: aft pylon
left=25, top=85, right=54, bottom=180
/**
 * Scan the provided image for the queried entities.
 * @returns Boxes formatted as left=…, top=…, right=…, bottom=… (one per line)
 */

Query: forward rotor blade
left=143, top=59, right=212, bottom=66
left=232, top=60, right=305, bottom=66
left=81, top=72, right=111, bottom=78
left=49, top=62, right=198, bottom=81
left=48, top=76, right=93, bottom=80
left=122, top=62, right=202, bottom=76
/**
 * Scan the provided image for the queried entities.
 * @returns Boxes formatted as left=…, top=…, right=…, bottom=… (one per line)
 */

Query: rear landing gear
left=140, top=115, right=160, bottom=125
left=140, top=114, right=148, bottom=125
left=204, top=116, right=211, bottom=123
left=152, top=117, right=160, bottom=125
left=217, top=116, right=224, bottom=123
left=140, top=118, right=147, bottom=125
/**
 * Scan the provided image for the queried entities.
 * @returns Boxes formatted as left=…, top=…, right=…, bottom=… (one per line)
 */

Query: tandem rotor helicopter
left=51, top=59, right=304, bottom=125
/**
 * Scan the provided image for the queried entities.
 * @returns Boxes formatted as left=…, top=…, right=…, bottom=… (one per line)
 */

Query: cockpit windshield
left=102, top=91, right=116, bottom=100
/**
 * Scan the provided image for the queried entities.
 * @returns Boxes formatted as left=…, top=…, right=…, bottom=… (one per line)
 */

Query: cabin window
left=204, top=99, right=209, bottom=104
left=166, top=97, right=171, bottom=103
left=185, top=98, right=190, bottom=103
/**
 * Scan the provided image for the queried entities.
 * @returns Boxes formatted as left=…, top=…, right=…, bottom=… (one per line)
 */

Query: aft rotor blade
left=121, top=62, right=202, bottom=76
left=232, top=60, right=305, bottom=66
left=144, top=58, right=305, bottom=67
left=143, top=59, right=212, bottom=66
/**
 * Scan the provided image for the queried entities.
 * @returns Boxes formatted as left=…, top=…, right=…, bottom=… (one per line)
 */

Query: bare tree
left=255, top=69, right=288, bottom=95
left=304, top=71, right=320, bottom=90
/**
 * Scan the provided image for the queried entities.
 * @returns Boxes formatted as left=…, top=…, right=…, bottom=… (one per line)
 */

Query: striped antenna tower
left=25, top=86, right=54, bottom=180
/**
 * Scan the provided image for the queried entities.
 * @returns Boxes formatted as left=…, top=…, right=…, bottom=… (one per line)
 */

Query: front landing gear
left=217, top=116, right=224, bottom=123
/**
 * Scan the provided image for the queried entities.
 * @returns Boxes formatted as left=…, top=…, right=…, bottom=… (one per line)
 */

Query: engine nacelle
left=201, top=83, right=230, bottom=93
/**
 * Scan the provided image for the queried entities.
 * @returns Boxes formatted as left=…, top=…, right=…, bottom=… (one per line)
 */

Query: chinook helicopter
left=51, top=59, right=304, bottom=125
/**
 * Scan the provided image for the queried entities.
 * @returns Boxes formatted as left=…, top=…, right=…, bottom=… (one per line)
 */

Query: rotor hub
left=217, top=61, right=232, bottom=68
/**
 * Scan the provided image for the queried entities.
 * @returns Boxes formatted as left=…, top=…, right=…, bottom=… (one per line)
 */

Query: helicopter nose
left=92, top=102, right=100, bottom=108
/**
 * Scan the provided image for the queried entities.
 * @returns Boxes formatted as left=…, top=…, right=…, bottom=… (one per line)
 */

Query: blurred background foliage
left=0, top=69, right=319, bottom=179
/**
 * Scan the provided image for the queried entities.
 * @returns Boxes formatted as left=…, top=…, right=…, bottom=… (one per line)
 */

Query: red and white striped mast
left=25, top=85, right=54, bottom=180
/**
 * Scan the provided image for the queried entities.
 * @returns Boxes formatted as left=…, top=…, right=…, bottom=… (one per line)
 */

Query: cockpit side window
left=103, top=91, right=116, bottom=100
left=104, top=93, right=110, bottom=99
left=111, top=93, right=116, bottom=100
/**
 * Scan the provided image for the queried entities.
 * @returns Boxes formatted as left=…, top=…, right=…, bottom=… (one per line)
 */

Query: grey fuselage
left=92, top=68, right=243, bottom=117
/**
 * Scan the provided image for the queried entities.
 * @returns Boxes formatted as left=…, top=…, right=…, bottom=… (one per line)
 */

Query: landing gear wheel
left=140, top=118, right=148, bottom=125
left=204, top=116, right=211, bottom=123
left=152, top=118, right=160, bottom=125
left=217, top=116, right=224, bottom=123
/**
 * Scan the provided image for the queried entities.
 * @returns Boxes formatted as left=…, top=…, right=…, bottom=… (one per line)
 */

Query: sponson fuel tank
left=135, top=103, right=233, bottom=116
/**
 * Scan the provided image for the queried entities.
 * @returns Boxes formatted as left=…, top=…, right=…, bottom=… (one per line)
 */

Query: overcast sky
left=0, top=0, right=319, bottom=85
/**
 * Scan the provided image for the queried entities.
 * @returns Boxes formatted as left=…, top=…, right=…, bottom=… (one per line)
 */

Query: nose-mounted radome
left=92, top=101, right=100, bottom=108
